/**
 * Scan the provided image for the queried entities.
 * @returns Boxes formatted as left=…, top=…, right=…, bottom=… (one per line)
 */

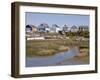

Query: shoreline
left=26, top=46, right=70, bottom=57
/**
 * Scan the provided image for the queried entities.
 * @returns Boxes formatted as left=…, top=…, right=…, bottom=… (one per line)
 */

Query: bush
left=65, top=31, right=89, bottom=38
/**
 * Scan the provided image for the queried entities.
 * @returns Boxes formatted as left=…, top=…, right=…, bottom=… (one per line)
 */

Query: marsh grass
left=26, top=39, right=89, bottom=57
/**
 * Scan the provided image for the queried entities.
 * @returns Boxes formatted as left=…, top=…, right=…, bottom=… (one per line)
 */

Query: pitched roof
left=26, top=24, right=37, bottom=28
left=26, top=25, right=32, bottom=29
left=71, top=25, right=77, bottom=29
left=52, top=24, right=60, bottom=28
left=38, top=23, right=49, bottom=28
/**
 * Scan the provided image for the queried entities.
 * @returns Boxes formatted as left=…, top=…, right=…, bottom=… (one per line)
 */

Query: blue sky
left=25, top=12, right=89, bottom=27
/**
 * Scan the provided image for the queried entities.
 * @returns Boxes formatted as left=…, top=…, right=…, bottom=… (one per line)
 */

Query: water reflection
left=26, top=47, right=81, bottom=67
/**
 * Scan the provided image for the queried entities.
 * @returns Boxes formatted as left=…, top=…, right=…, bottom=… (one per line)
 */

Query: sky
left=25, top=12, right=89, bottom=28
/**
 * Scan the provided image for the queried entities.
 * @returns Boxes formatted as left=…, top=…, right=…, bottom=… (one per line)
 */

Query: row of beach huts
left=26, top=23, right=89, bottom=33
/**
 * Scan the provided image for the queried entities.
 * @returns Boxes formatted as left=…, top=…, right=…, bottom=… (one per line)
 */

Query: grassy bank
left=26, top=39, right=69, bottom=57
left=74, top=55, right=89, bottom=63
left=26, top=39, right=89, bottom=57
left=73, top=45, right=89, bottom=63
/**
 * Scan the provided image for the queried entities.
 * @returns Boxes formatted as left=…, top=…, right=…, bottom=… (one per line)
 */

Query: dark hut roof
left=38, top=23, right=49, bottom=28
left=52, top=24, right=59, bottom=28
left=26, top=25, right=32, bottom=30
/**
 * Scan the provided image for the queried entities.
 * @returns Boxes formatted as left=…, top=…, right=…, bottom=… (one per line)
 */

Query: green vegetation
left=65, top=31, right=89, bottom=38
left=26, top=39, right=89, bottom=57
left=26, top=40, right=70, bottom=57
